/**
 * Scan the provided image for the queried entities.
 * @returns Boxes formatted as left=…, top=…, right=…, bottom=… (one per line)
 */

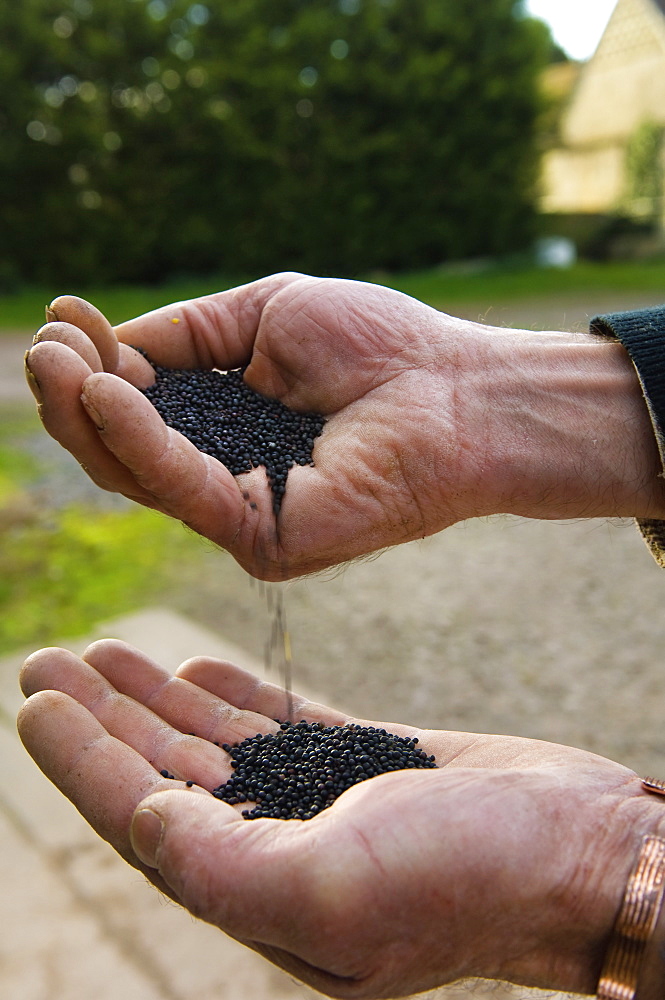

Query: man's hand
left=18, top=642, right=665, bottom=998
left=24, top=274, right=665, bottom=579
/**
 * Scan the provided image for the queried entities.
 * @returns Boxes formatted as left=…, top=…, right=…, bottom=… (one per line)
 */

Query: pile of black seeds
left=212, top=720, right=437, bottom=821
left=135, top=350, right=326, bottom=515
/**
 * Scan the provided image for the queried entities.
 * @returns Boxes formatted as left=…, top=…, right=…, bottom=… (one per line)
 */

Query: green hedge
left=1, top=0, right=550, bottom=286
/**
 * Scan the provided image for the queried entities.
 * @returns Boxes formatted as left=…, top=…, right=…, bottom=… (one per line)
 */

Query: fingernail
left=81, top=391, right=105, bottom=431
left=131, top=807, right=164, bottom=868
left=45, top=304, right=57, bottom=322
left=24, top=352, right=42, bottom=403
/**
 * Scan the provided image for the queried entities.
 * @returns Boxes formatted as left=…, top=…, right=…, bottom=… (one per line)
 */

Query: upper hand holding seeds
left=24, top=273, right=665, bottom=580
left=25, top=273, right=483, bottom=579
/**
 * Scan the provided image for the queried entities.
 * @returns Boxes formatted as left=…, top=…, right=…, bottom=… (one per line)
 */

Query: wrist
left=494, top=779, right=665, bottom=996
left=457, top=324, right=665, bottom=523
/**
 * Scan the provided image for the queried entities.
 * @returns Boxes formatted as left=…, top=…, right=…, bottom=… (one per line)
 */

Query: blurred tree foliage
left=0, top=0, right=550, bottom=285
left=623, top=120, right=664, bottom=222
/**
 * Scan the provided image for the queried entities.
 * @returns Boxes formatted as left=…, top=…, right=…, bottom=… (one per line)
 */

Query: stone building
left=541, top=0, right=665, bottom=224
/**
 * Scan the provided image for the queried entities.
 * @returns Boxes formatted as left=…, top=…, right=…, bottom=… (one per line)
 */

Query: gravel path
left=0, top=334, right=31, bottom=403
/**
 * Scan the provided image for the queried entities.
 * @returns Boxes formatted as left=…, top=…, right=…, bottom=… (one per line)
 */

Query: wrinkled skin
left=18, top=642, right=665, bottom=999
left=24, top=276, right=665, bottom=579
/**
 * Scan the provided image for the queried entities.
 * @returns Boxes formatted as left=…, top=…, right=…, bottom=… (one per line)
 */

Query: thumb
left=130, top=789, right=304, bottom=941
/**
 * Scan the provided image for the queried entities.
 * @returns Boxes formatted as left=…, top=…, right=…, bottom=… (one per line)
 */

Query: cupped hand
left=17, top=641, right=665, bottom=998
left=23, top=275, right=495, bottom=579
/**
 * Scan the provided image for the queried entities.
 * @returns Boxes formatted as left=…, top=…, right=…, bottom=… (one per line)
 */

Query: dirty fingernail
left=131, top=808, right=164, bottom=868
left=24, top=352, right=42, bottom=403
left=81, top=391, right=104, bottom=430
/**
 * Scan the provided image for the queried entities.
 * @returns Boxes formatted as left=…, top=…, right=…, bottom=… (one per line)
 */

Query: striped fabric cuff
left=590, top=306, right=665, bottom=568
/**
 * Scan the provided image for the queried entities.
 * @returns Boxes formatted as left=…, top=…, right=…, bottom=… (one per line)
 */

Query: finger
left=80, top=372, right=249, bottom=548
left=80, top=639, right=279, bottom=745
left=113, top=272, right=303, bottom=370
left=17, top=690, right=207, bottom=870
left=47, top=295, right=119, bottom=372
left=24, top=341, right=157, bottom=503
left=176, top=656, right=440, bottom=749
left=116, top=343, right=157, bottom=389
left=176, top=657, right=350, bottom=728
left=20, top=647, right=229, bottom=790
left=33, top=321, right=103, bottom=373
left=34, top=316, right=157, bottom=392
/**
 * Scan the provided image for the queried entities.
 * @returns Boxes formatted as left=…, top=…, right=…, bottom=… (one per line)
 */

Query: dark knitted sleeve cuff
left=590, top=306, right=665, bottom=567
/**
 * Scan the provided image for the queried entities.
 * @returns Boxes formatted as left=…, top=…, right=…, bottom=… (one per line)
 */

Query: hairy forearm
left=441, top=322, right=665, bottom=525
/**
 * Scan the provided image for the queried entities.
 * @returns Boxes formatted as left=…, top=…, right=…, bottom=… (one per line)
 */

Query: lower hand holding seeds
left=17, top=641, right=665, bottom=998
left=24, top=273, right=665, bottom=580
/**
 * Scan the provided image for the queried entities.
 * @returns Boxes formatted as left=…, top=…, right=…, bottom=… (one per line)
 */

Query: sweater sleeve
left=589, top=306, right=665, bottom=568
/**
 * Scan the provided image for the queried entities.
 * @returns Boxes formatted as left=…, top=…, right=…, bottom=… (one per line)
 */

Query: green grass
left=0, top=501, right=205, bottom=654
left=2, top=258, right=665, bottom=333
left=0, top=408, right=42, bottom=503
left=379, top=257, right=665, bottom=309
left=0, top=423, right=206, bottom=654
left=0, top=445, right=40, bottom=504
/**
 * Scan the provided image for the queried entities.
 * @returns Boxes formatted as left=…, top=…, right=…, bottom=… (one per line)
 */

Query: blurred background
left=3, top=1, right=665, bottom=998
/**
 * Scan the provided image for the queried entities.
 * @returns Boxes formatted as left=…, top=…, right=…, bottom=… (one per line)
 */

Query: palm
left=18, top=640, right=651, bottom=998
left=26, top=276, right=474, bottom=579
